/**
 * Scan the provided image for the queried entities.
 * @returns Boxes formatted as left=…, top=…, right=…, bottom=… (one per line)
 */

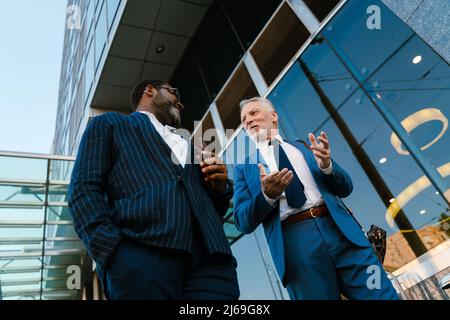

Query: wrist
left=262, top=189, right=279, bottom=206
left=320, top=160, right=333, bottom=175
left=320, top=161, right=330, bottom=169
left=263, top=187, right=280, bottom=200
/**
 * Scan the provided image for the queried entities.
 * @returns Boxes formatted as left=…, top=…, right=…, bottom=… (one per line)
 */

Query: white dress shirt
left=256, top=135, right=333, bottom=221
left=139, top=111, right=188, bottom=168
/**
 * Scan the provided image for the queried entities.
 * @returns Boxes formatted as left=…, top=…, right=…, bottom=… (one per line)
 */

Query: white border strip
left=243, top=52, right=268, bottom=96
left=286, top=0, right=320, bottom=33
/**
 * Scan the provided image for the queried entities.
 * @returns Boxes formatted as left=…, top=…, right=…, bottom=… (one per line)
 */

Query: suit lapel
left=132, top=112, right=184, bottom=174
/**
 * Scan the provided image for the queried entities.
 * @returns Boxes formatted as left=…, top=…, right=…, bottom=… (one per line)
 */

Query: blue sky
left=0, top=0, right=67, bottom=154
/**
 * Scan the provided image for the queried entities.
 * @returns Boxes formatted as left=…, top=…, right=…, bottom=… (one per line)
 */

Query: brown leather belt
left=282, top=204, right=328, bottom=226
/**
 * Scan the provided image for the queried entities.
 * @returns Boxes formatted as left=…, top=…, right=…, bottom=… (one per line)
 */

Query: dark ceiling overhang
left=92, top=0, right=212, bottom=114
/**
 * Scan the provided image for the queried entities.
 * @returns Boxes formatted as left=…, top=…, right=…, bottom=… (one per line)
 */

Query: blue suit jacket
left=68, top=112, right=233, bottom=273
left=232, top=139, right=370, bottom=282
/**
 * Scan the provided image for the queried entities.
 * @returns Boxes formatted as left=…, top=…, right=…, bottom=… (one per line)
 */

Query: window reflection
left=269, top=38, right=358, bottom=139
left=321, top=0, right=413, bottom=81
left=266, top=0, right=449, bottom=271
left=364, top=34, right=450, bottom=195
left=231, top=234, right=279, bottom=299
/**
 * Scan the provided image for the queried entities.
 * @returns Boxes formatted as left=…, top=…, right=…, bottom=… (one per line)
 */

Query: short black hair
left=130, top=79, right=167, bottom=111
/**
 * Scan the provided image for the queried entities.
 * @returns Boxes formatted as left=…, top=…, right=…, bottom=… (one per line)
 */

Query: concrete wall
left=382, top=0, right=450, bottom=64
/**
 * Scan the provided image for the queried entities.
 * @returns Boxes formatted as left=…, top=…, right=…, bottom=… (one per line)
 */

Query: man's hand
left=308, top=131, right=331, bottom=170
left=259, top=164, right=294, bottom=199
left=200, top=152, right=228, bottom=193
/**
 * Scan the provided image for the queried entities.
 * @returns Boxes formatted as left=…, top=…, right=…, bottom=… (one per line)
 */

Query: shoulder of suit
left=90, top=112, right=131, bottom=127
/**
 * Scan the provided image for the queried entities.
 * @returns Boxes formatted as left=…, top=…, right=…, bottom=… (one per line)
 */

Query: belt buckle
left=309, top=207, right=317, bottom=218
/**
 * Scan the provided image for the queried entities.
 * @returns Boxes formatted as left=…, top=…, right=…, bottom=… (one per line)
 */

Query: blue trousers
left=282, top=213, right=399, bottom=300
left=101, top=224, right=240, bottom=300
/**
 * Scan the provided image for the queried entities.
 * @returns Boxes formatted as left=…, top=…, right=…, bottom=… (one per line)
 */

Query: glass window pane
left=194, top=1, right=244, bottom=98
left=85, top=38, right=95, bottom=104
left=85, top=0, right=95, bottom=49
left=221, top=0, right=282, bottom=49
left=319, top=117, right=448, bottom=269
left=106, top=0, right=121, bottom=31
left=0, top=156, right=47, bottom=182
left=0, top=207, right=44, bottom=223
left=265, top=0, right=450, bottom=273
left=364, top=34, right=450, bottom=195
left=171, top=44, right=212, bottom=132
left=231, top=234, right=279, bottom=299
left=94, top=1, right=107, bottom=70
left=269, top=41, right=358, bottom=140
left=50, top=159, right=74, bottom=182
left=0, top=184, right=46, bottom=203
left=0, top=226, right=44, bottom=241
left=322, top=0, right=413, bottom=81
left=260, top=1, right=450, bottom=271
left=46, top=206, right=71, bottom=222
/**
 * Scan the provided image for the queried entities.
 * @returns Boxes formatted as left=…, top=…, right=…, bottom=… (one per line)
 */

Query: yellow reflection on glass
left=391, top=108, right=448, bottom=155
left=385, top=162, right=450, bottom=230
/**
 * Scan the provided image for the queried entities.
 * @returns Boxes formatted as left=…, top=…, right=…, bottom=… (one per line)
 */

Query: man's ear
left=271, top=110, right=278, bottom=123
left=144, top=85, right=154, bottom=97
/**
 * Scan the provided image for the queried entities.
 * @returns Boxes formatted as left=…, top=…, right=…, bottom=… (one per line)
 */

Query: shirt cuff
left=263, top=190, right=279, bottom=206
left=320, top=160, right=333, bottom=175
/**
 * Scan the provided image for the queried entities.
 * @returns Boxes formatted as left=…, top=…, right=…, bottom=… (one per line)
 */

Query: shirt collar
left=139, top=111, right=177, bottom=134
left=256, top=134, right=284, bottom=150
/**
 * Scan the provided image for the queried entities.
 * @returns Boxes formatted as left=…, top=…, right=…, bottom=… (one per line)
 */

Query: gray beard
left=154, top=96, right=181, bottom=128
left=168, top=106, right=181, bottom=128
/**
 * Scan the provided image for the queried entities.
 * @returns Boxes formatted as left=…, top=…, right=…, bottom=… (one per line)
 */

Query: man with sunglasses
left=68, top=79, right=239, bottom=300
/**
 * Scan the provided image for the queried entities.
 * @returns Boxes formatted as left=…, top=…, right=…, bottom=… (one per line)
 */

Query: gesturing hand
left=308, top=131, right=331, bottom=170
left=200, top=152, right=228, bottom=193
left=259, top=163, right=294, bottom=200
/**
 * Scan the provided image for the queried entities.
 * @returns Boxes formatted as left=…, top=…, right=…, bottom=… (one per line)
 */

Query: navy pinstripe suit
left=68, top=111, right=238, bottom=299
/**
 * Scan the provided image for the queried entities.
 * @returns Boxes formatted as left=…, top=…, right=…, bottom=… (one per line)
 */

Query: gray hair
left=239, top=97, right=275, bottom=112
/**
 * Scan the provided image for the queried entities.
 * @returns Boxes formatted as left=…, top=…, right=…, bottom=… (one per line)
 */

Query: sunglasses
left=155, top=86, right=180, bottom=102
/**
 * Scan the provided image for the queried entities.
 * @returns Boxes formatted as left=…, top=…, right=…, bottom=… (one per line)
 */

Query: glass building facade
left=50, top=0, right=450, bottom=299
left=0, top=152, right=80, bottom=300
left=53, top=0, right=124, bottom=157
left=269, top=0, right=450, bottom=264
